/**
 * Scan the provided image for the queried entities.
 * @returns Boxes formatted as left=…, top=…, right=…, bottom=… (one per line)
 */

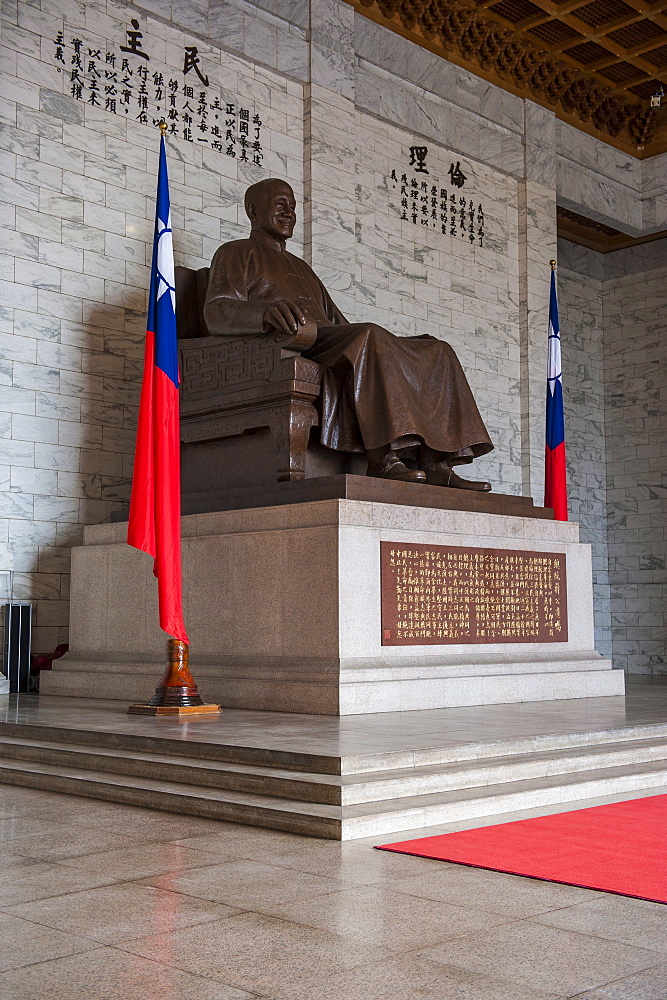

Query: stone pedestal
left=42, top=497, right=623, bottom=713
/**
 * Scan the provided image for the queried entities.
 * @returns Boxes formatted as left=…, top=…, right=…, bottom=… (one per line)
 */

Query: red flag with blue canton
left=128, top=135, right=188, bottom=642
left=544, top=267, right=568, bottom=521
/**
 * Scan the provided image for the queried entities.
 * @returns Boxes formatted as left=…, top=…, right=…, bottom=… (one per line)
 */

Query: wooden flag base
left=128, top=703, right=220, bottom=716
left=128, top=638, right=220, bottom=716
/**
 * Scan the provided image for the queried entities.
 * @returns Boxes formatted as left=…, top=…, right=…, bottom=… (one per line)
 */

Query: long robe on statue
left=204, top=231, right=493, bottom=463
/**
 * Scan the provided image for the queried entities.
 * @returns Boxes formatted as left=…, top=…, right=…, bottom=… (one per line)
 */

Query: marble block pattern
left=603, top=251, right=667, bottom=676
left=352, top=110, right=524, bottom=496
left=558, top=237, right=667, bottom=674
left=556, top=242, right=611, bottom=660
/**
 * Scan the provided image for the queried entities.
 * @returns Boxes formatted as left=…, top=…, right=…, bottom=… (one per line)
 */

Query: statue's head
left=245, top=178, right=296, bottom=242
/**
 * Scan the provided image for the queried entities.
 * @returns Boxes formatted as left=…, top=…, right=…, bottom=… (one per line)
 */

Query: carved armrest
left=179, top=326, right=322, bottom=419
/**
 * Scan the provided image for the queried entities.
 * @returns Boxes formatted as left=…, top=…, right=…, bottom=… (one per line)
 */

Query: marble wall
left=604, top=243, right=667, bottom=676
left=350, top=112, right=523, bottom=492
left=0, top=0, right=304, bottom=652
left=558, top=237, right=667, bottom=674
left=555, top=240, right=610, bottom=660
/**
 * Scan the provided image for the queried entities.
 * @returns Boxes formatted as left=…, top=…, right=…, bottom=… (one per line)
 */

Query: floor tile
left=19, top=799, right=228, bottom=839
left=257, top=840, right=437, bottom=884
left=261, top=952, right=562, bottom=1000
left=2, top=682, right=667, bottom=1000
left=5, top=883, right=240, bottom=944
left=118, top=910, right=392, bottom=995
left=533, top=895, right=667, bottom=953
left=0, top=946, right=254, bottom=1000
left=170, top=824, right=321, bottom=857
left=5, top=825, right=153, bottom=861
left=0, top=816, right=74, bottom=842
left=138, top=857, right=348, bottom=908
left=572, top=960, right=667, bottom=999
left=258, top=884, right=514, bottom=951
left=0, top=865, right=124, bottom=907
left=0, top=787, right=66, bottom=810
left=415, top=920, right=665, bottom=996
left=67, top=811, right=229, bottom=841
left=392, top=863, right=602, bottom=917
left=55, top=843, right=232, bottom=881
left=0, top=912, right=97, bottom=972
left=0, top=855, right=55, bottom=883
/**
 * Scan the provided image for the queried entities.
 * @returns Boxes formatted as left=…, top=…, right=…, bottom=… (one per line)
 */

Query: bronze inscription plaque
left=381, top=542, right=568, bottom=646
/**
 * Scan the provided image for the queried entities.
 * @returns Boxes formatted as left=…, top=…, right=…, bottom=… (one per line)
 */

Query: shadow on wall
left=9, top=293, right=148, bottom=656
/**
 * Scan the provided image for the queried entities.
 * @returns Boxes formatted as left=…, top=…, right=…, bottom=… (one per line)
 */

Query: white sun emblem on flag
left=156, top=212, right=176, bottom=312
left=547, top=319, right=561, bottom=396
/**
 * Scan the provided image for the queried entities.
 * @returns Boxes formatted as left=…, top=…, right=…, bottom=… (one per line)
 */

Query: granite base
left=42, top=498, right=623, bottom=713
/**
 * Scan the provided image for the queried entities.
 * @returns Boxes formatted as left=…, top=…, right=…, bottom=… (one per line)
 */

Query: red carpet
left=377, top=794, right=667, bottom=904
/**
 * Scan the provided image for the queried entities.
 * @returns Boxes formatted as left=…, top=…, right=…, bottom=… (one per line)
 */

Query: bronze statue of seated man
left=203, top=178, right=494, bottom=490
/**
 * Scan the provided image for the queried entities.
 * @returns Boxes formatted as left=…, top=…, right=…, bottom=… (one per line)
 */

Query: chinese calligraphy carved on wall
left=381, top=542, right=568, bottom=646
left=54, top=21, right=264, bottom=163
left=389, top=147, right=486, bottom=246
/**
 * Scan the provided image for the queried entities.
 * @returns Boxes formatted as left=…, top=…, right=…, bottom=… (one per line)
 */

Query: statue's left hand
left=263, top=298, right=306, bottom=336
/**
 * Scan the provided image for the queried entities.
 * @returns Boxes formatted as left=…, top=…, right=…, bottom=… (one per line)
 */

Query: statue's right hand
left=263, top=299, right=306, bottom=336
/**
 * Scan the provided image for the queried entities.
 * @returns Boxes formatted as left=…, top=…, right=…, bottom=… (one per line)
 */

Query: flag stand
left=128, top=639, right=220, bottom=716
left=126, top=121, right=219, bottom=718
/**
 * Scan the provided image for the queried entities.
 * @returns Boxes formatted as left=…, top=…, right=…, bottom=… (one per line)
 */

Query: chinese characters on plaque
left=54, top=21, right=264, bottom=164
left=389, top=146, right=486, bottom=247
left=380, top=543, right=568, bottom=646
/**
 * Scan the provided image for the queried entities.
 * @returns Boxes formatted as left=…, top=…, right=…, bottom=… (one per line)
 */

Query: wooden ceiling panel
left=644, top=43, right=667, bottom=65
left=349, top=0, right=667, bottom=156
left=527, top=21, right=583, bottom=45
left=642, top=45, right=667, bottom=68
left=573, top=2, right=637, bottom=29
left=597, top=61, right=647, bottom=83
left=489, top=0, right=544, bottom=21
left=563, top=40, right=615, bottom=65
left=629, top=76, right=666, bottom=96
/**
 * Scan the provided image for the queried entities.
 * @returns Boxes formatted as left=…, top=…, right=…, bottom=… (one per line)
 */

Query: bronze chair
left=175, top=266, right=360, bottom=507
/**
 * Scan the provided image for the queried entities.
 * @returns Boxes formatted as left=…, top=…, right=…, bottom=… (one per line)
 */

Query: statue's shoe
left=425, top=466, right=492, bottom=491
left=367, top=457, right=426, bottom=483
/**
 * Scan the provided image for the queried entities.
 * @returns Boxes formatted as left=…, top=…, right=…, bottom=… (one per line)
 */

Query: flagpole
left=128, top=122, right=219, bottom=717
left=544, top=258, right=568, bottom=521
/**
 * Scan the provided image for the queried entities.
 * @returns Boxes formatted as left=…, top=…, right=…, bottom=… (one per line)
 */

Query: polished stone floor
left=1, top=684, right=667, bottom=996
left=0, top=781, right=666, bottom=999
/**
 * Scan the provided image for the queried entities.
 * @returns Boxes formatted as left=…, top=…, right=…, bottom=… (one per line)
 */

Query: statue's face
left=249, top=183, right=296, bottom=241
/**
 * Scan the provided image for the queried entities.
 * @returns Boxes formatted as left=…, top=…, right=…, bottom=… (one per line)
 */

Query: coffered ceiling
left=349, top=0, right=667, bottom=157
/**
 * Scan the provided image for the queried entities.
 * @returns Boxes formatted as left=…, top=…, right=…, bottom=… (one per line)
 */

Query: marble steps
left=0, top=750, right=666, bottom=840
left=340, top=736, right=667, bottom=806
left=1, top=728, right=667, bottom=839
left=0, top=735, right=340, bottom=805
left=2, top=718, right=666, bottom=774
left=341, top=657, right=613, bottom=680
left=341, top=758, right=667, bottom=838
left=1, top=732, right=667, bottom=807
left=0, top=756, right=340, bottom=838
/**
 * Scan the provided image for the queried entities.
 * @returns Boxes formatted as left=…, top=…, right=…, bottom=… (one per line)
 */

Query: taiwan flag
left=127, top=135, right=188, bottom=642
left=544, top=266, right=568, bottom=521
